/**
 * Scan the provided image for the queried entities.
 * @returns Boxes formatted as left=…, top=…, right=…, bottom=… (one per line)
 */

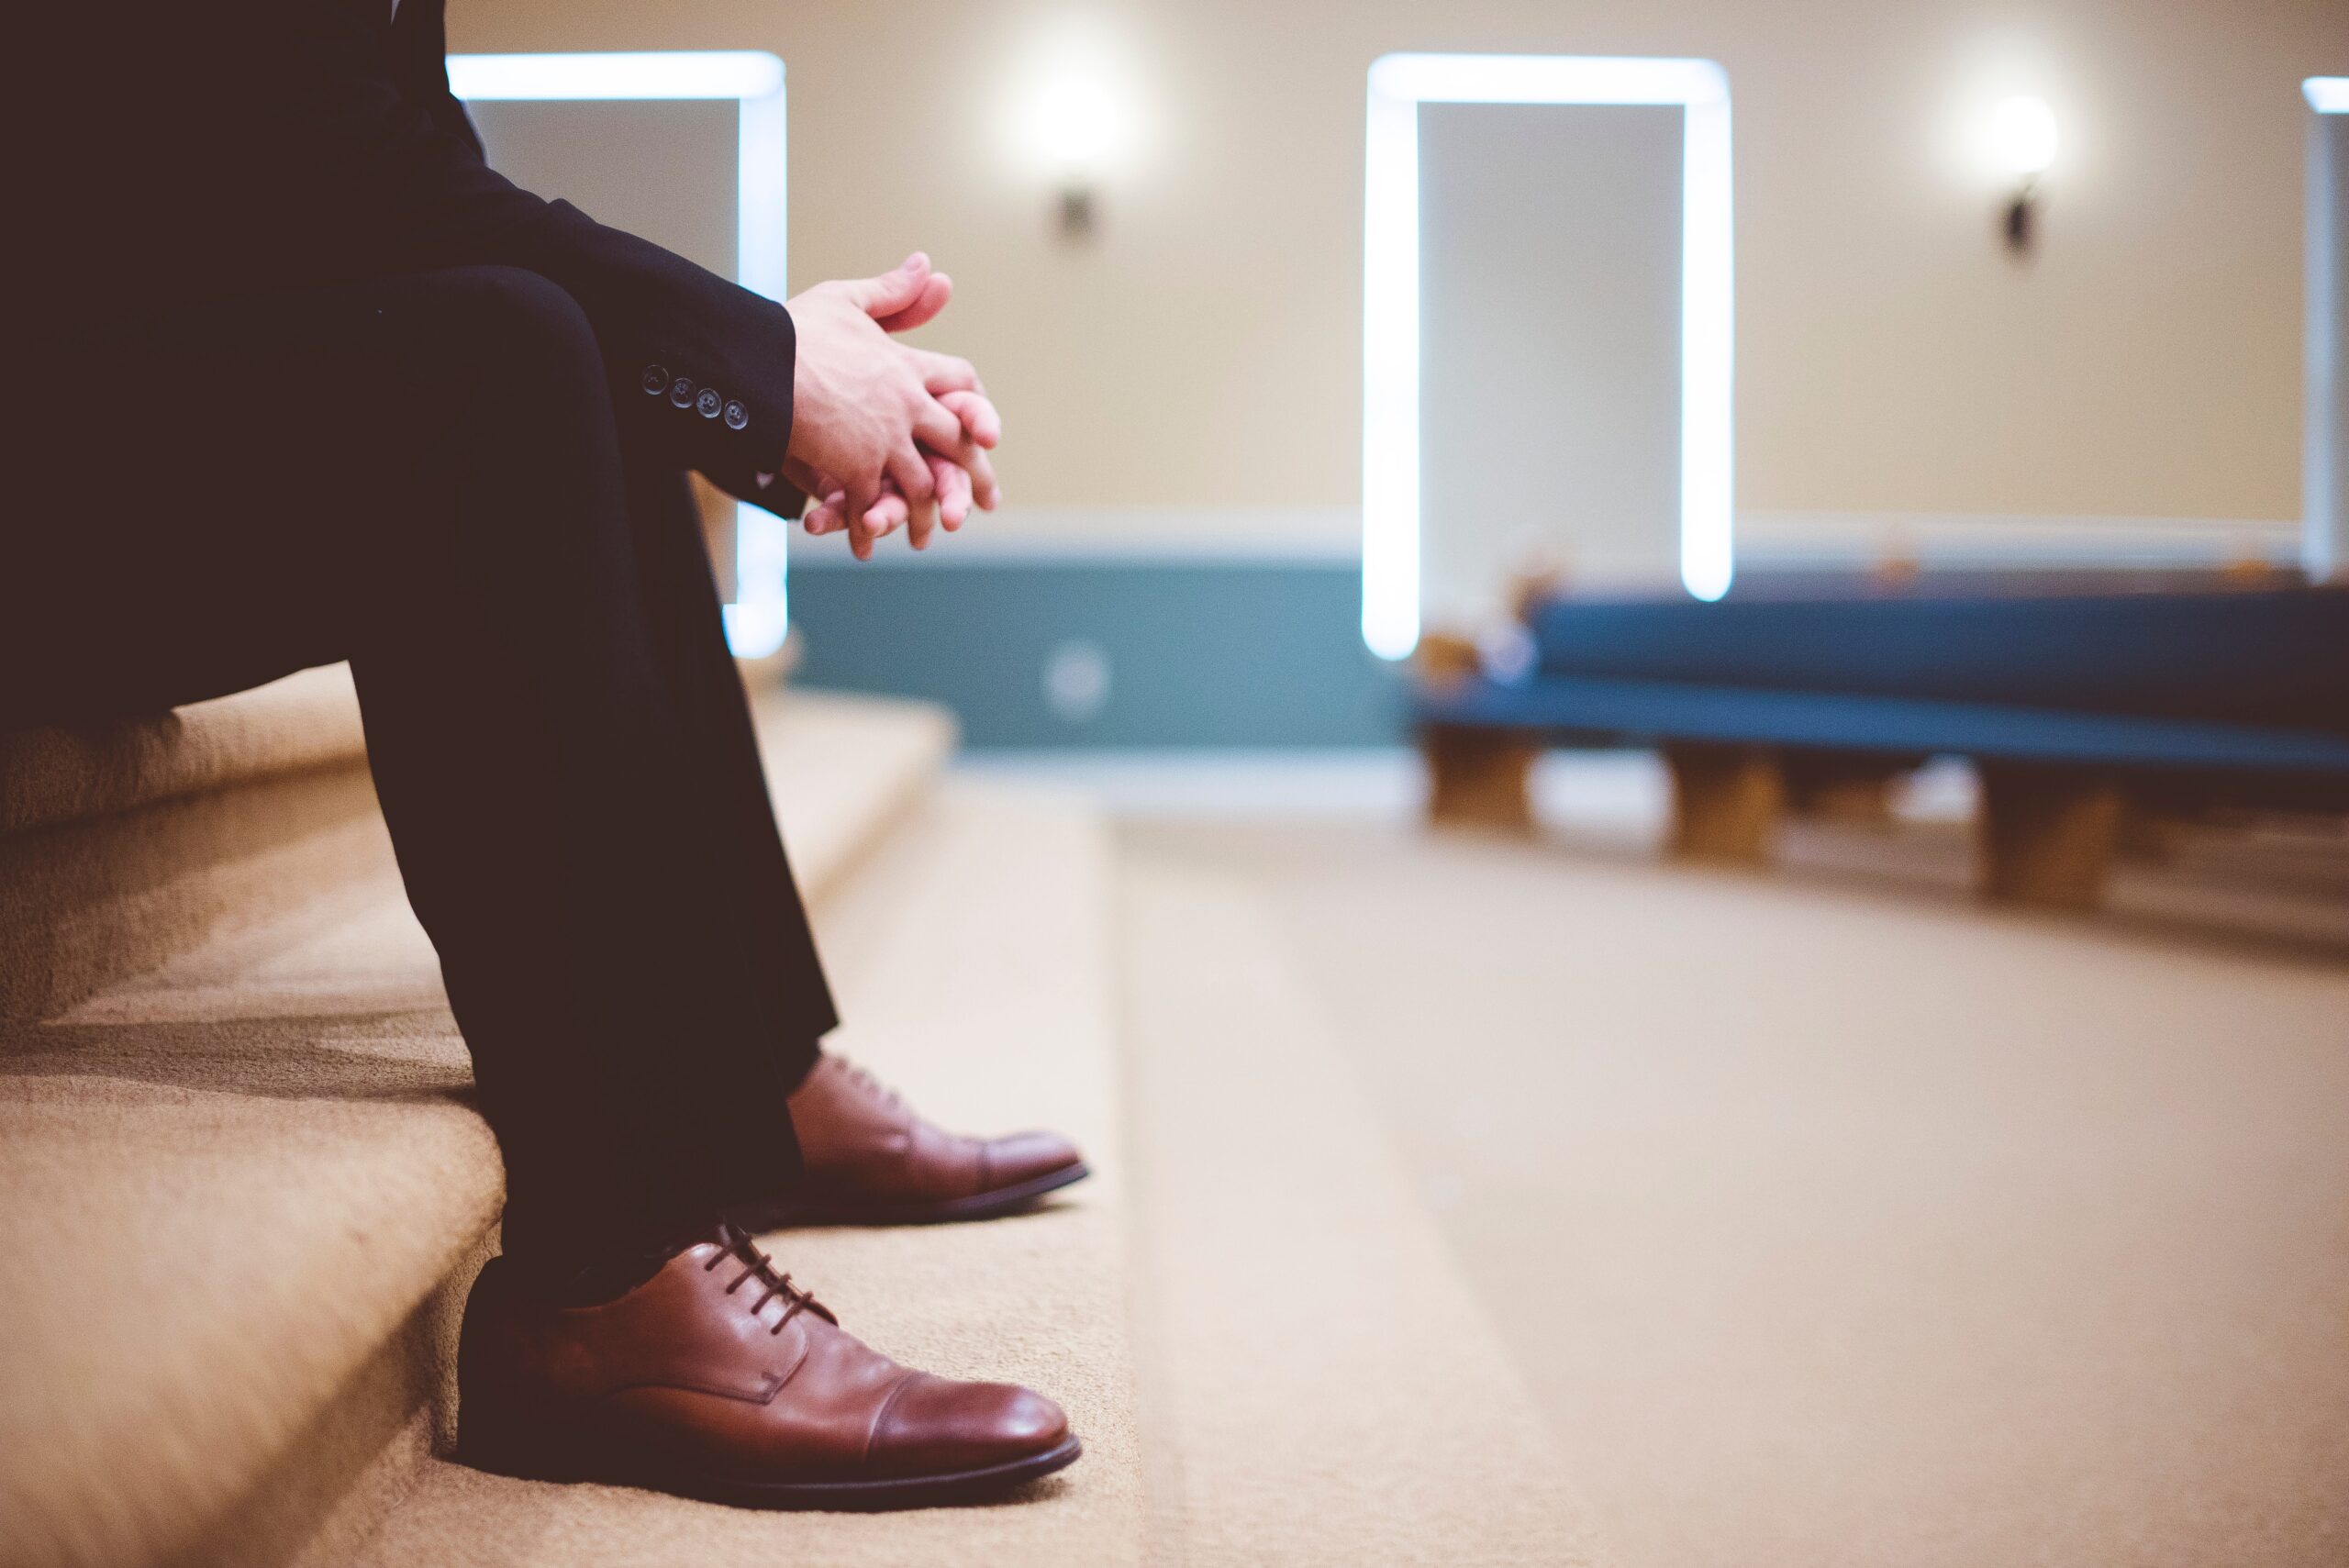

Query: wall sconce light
left=1030, top=75, right=1124, bottom=239
left=1987, top=95, right=2060, bottom=255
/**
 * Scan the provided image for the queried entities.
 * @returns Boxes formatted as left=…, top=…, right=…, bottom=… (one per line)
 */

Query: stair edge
left=2, top=665, right=368, bottom=839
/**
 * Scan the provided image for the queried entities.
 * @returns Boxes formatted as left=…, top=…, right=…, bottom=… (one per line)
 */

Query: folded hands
left=771, top=253, right=1002, bottom=562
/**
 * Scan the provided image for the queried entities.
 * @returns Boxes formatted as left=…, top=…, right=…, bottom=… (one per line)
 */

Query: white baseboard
left=786, top=506, right=1362, bottom=567
left=787, top=505, right=2308, bottom=571
left=1734, top=510, right=2303, bottom=571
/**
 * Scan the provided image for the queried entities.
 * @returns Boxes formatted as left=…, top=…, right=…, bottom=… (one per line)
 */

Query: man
left=7, top=0, right=1086, bottom=1510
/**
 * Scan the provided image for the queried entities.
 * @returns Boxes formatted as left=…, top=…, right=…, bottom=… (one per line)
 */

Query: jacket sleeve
left=226, top=0, right=799, bottom=512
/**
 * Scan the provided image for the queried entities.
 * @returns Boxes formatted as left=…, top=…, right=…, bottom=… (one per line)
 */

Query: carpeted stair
left=1, top=666, right=379, bottom=1026
left=1, top=668, right=1597, bottom=1568
left=0, top=673, right=989, bottom=1568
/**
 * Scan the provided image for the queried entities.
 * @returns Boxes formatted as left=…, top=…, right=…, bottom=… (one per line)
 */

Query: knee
left=424, top=266, right=602, bottom=395
left=380, top=268, right=630, bottom=564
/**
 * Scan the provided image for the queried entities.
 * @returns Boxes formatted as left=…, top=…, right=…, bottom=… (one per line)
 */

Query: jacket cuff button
left=668, top=376, right=696, bottom=408
left=696, top=387, right=723, bottom=418
left=640, top=364, right=668, bottom=395
left=723, top=400, right=749, bottom=431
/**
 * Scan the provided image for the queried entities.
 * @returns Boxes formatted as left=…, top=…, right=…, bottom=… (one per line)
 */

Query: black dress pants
left=2, top=266, right=834, bottom=1267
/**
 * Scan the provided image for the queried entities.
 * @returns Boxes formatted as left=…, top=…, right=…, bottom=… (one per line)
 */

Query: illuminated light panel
left=2310, top=78, right=2348, bottom=582
left=451, top=51, right=793, bottom=657
left=1362, top=54, right=1736, bottom=659
left=446, top=50, right=782, bottom=102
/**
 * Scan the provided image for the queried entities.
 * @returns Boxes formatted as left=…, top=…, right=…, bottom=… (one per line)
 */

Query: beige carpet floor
left=1119, top=851, right=1606, bottom=1568
left=1121, top=816, right=2349, bottom=1568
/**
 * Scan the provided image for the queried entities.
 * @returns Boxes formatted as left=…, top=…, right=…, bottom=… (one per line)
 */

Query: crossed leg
left=6, top=265, right=830, bottom=1268
left=5, top=264, right=1083, bottom=1504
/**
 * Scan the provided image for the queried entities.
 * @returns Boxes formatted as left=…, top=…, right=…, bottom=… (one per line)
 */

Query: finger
left=906, top=391, right=997, bottom=505
left=909, top=350, right=980, bottom=395
left=859, top=492, right=909, bottom=560
left=930, top=456, right=970, bottom=531
left=895, top=462, right=940, bottom=548
left=910, top=394, right=978, bottom=460
left=837, top=252, right=931, bottom=316
left=928, top=455, right=974, bottom=534
left=909, top=432, right=993, bottom=514
left=874, top=271, right=952, bottom=334
left=938, top=389, right=1001, bottom=449
left=841, top=467, right=884, bottom=532
left=822, top=475, right=902, bottom=539
left=885, top=441, right=937, bottom=507
left=803, top=484, right=846, bottom=534
left=959, top=443, right=1000, bottom=511
left=908, top=406, right=994, bottom=510
left=907, top=459, right=949, bottom=550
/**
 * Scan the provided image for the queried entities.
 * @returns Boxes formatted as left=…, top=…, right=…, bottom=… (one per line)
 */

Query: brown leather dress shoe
left=740, top=1051, right=1089, bottom=1228
left=457, top=1227, right=1081, bottom=1508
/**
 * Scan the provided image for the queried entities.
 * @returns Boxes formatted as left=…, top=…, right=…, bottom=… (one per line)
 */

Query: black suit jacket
left=26, top=0, right=797, bottom=513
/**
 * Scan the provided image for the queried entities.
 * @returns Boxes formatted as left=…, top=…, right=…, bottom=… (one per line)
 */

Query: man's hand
left=784, top=254, right=996, bottom=547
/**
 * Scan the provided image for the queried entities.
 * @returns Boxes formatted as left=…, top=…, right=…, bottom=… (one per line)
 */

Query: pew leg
left=1665, top=743, right=1787, bottom=865
left=1976, top=764, right=2123, bottom=911
left=2114, top=803, right=2188, bottom=865
left=1783, top=751, right=1909, bottom=828
left=1421, top=726, right=1540, bottom=834
left=1788, top=774, right=1896, bottom=826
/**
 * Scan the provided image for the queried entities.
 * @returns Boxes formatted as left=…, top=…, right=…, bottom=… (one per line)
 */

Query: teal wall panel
left=784, top=560, right=1406, bottom=749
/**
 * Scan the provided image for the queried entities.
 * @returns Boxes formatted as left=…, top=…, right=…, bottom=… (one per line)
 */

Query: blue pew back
left=1527, top=589, right=2349, bottom=736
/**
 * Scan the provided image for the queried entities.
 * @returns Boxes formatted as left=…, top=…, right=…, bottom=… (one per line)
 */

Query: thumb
left=838, top=252, right=930, bottom=316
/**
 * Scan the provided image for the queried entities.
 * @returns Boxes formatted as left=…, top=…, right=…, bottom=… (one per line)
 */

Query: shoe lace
left=706, top=1223, right=827, bottom=1336
left=830, top=1053, right=906, bottom=1112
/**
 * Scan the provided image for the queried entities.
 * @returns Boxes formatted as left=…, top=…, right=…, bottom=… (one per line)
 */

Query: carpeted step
left=0, top=666, right=380, bottom=1024
left=0, top=666, right=368, bottom=840
left=1117, top=849, right=1611, bottom=1567
left=0, top=670, right=942, bottom=1029
left=751, top=685, right=958, bottom=904
left=0, top=690, right=958, bottom=1568
left=343, top=778, right=1144, bottom=1566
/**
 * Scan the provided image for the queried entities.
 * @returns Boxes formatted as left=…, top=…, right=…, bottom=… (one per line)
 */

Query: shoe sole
left=461, top=1432, right=1085, bottom=1511
left=736, top=1161, right=1092, bottom=1230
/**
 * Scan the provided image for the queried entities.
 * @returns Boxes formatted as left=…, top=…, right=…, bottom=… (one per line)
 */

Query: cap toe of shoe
left=983, top=1129, right=1086, bottom=1190
left=870, top=1373, right=1071, bottom=1475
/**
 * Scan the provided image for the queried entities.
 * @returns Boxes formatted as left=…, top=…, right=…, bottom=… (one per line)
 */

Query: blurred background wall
left=451, top=0, right=2344, bottom=743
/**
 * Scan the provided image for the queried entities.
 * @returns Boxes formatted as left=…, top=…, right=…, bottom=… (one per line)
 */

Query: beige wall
left=453, top=0, right=2344, bottom=531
